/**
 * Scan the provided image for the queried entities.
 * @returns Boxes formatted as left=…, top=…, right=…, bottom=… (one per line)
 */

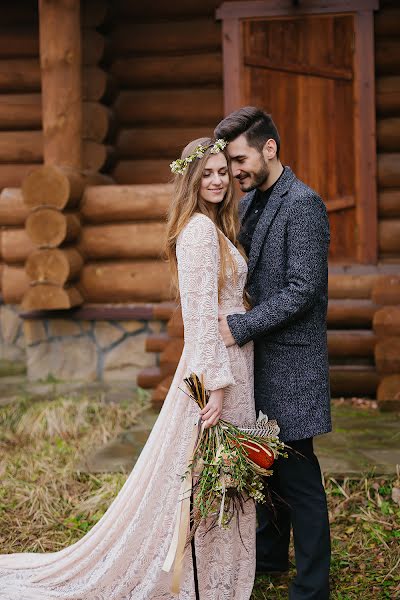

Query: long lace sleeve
left=176, top=214, right=235, bottom=391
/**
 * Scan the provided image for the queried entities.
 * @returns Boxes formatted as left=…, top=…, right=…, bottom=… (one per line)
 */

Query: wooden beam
left=353, top=11, right=378, bottom=263
left=216, top=1, right=379, bottom=19
left=39, top=0, right=82, bottom=168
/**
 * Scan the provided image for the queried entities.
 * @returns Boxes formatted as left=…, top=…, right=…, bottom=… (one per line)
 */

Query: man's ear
left=262, top=138, right=277, bottom=161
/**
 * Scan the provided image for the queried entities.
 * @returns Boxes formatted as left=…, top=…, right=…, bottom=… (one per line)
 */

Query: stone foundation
left=0, top=304, right=26, bottom=362
left=22, top=317, right=162, bottom=382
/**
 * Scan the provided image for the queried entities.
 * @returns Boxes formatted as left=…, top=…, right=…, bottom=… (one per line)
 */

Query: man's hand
left=218, top=314, right=236, bottom=347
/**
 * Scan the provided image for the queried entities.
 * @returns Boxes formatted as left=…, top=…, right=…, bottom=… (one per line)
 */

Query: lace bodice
left=176, top=213, right=248, bottom=391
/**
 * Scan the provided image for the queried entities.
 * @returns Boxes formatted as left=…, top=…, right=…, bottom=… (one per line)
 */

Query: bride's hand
left=200, top=389, right=224, bottom=429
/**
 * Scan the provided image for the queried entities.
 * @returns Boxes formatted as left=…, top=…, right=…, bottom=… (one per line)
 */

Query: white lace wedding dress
left=0, top=213, right=256, bottom=599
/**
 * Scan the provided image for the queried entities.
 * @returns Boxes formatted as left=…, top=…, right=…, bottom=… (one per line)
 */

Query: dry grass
left=0, top=394, right=399, bottom=598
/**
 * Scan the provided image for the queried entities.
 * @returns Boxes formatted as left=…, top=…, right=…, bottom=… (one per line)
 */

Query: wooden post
left=39, top=0, right=82, bottom=168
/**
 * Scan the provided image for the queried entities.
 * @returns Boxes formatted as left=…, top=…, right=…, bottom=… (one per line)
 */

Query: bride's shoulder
left=178, top=213, right=218, bottom=244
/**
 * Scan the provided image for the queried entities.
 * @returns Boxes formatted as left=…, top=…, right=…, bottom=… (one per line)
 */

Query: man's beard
left=239, top=156, right=269, bottom=192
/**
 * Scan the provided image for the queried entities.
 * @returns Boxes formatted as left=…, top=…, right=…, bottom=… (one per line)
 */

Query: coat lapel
left=247, top=167, right=295, bottom=279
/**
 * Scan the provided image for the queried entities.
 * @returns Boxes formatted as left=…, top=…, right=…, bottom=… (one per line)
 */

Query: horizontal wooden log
left=0, top=93, right=41, bottom=129
left=153, top=301, right=178, bottom=321
left=145, top=333, right=170, bottom=353
left=327, top=300, right=377, bottom=328
left=375, top=38, right=400, bottom=75
left=377, top=117, right=400, bottom=151
left=378, top=219, right=400, bottom=254
left=160, top=338, right=184, bottom=365
left=83, top=102, right=114, bottom=143
left=26, top=209, right=81, bottom=247
left=0, top=58, right=40, bottom=92
left=375, top=338, right=400, bottom=374
left=114, top=89, right=223, bottom=126
left=378, top=153, right=400, bottom=187
left=151, top=376, right=174, bottom=404
left=2, top=264, right=29, bottom=304
left=81, top=184, right=172, bottom=222
left=0, top=164, right=37, bottom=188
left=115, top=0, right=221, bottom=19
left=372, top=275, right=400, bottom=305
left=111, top=53, right=222, bottom=88
left=373, top=306, right=400, bottom=336
left=25, top=247, right=83, bottom=285
left=111, top=20, right=220, bottom=55
left=329, top=366, right=379, bottom=397
left=79, top=222, right=166, bottom=259
left=0, top=228, right=36, bottom=264
left=21, top=284, right=83, bottom=310
left=377, top=375, right=400, bottom=411
left=0, top=130, right=42, bottom=163
left=378, top=189, right=400, bottom=217
left=0, top=188, right=29, bottom=226
left=0, top=26, right=38, bottom=57
left=375, top=8, right=400, bottom=36
left=327, top=273, right=382, bottom=299
left=79, top=261, right=172, bottom=302
left=376, top=76, right=400, bottom=116
left=137, top=366, right=164, bottom=389
left=0, top=3, right=37, bottom=26
left=82, top=29, right=106, bottom=65
left=22, top=165, right=113, bottom=210
left=327, top=330, right=376, bottom=358
left=112, top=160, right=171, bottom=185
left=116, top=127, right=212, bottom=159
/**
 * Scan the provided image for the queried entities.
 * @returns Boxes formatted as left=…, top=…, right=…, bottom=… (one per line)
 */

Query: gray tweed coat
left=227, top=167, right=332, bottom=442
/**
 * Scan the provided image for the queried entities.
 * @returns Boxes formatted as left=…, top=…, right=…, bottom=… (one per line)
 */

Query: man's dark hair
left=214, top=106, right=280, bottom=157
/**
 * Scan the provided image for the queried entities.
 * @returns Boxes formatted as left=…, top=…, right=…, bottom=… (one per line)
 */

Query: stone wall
left=22, top=317, right=162, bottom=382
left=0, top=304, right=26, bottom=362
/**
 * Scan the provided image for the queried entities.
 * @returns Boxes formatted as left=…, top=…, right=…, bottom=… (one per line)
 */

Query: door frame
left=216, top=0, right=379, bottom=264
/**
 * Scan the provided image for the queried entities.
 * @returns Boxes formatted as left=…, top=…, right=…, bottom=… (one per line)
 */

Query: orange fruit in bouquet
left=236, top=436, right=275, bottom=469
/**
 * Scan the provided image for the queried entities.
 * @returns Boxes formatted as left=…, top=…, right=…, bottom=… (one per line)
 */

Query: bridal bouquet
left=183, top=373, right=287, bottom=532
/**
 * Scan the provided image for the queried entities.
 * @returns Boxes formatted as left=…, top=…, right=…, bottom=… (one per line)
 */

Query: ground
left=0, top=372, right=399, bottom=598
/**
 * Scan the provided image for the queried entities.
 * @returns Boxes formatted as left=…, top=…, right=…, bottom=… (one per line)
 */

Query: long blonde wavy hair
left=165, top=137, right=241, bottom=298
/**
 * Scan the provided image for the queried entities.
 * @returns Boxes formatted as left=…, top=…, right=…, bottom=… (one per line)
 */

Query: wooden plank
left=244, top=54, right=353, bottom=81
left=222, top=18, right=242, bottom=114
left=39, top=0, right=82, bottom=168
left=353, top=11, right=378, bottom=263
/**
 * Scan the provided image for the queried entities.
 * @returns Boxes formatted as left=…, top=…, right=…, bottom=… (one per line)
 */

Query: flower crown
left=170, top=138, right=228, bottom=175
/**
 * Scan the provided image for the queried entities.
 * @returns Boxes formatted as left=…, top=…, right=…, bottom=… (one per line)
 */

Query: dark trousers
left=256, top=438, right=331, bottom=599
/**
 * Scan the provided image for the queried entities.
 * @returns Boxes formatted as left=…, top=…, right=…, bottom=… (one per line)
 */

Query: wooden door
left=218, top=2, right=378, bottom=264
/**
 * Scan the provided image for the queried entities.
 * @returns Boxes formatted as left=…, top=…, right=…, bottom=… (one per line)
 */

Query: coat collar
left=246, top=166, right=295, bottom=279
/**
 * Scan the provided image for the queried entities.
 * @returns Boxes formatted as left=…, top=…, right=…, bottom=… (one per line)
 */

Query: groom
left=215, top=107, right=331, bottom=599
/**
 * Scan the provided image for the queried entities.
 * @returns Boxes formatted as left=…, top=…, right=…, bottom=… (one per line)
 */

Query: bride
left=0, top=137, right=257, bottom=599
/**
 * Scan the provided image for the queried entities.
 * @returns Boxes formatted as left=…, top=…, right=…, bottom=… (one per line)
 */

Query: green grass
left=0, top=395, right=399, bottom=598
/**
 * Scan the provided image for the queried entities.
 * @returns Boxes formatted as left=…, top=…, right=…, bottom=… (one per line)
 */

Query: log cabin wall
left=0, top=2, right=40, bottom=365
